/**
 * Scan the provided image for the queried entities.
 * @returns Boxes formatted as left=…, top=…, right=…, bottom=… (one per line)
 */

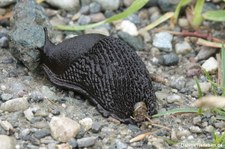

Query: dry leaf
left=129, top=132, right=151, bottom=143
left=194, top=96, right=225, bottom=109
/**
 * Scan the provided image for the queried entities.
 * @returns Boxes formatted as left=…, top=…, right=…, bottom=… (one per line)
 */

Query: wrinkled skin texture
left=39, top=28, right=157, bottom=124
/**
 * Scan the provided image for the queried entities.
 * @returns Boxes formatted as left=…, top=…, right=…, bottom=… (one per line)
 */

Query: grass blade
left=174, top=0, right=192, bottom=23
left=222, top=43, right=225, bottom=96
left=152, top=107, right=198, bottom=118
left=191, top=0, right=204, bottom=29
left=54, top=0, right=148, bottom=31
left=203, top=10, right=225, bottom=22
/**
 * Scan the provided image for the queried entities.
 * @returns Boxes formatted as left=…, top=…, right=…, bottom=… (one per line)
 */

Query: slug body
left=39, top=28, right=157, bottom=124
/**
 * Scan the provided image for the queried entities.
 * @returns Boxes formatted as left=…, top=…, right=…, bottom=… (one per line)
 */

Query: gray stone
left=0, top=97, right=29, bottom=112
left=157, top=0, right=180, bottom=12
left=79, top=117, right=93, bottom=131
left=0, top=0, right=15, bottom=7
left=80, top=5, right=90, bottom=14
left=1, top=93, right=13, bottom=101
left=193, top=116, right=202, bottom=125
left=175, top=41, right=192, bottom=55
left=78, top=15, right=91, bottom=25
left=41, top=86, right=58, bottom=101
left=24, top=108, right=34, bottom=121
left=127, top=14, right=141, bottom=25
left=0, top=34, right=9, bottom=48
left=158, top=53, right=179, bottom=66
left=0, top=121, right=14, bottom=133
left=118, top=32, right=144, bottom=51
left=0, top=135, right=16, bottom=149
left=10, top=0, right=49, bottom=71
left=46, top=0, right=80, bottom=11
left=195, top=47, right=217, bottom=61
left=189, top=126, right=202, bottom=133
left=153, top=32, right=173, bottom=51
left=77, top=136, right=97, bottom=148
left=205, top=125, right=214, bottom=133
left=94, top=0, right=120, bottom=11
left=49, top=116, right=80, bottom=142
left=90, top=2, right=101, bottom=13
left=169, top=76, right=186, bottom=90
left=166, top=94, right=181, bottom=104
left=33, top=129, right=51, bottom=139
left=68, top=138, right=78, bottom=148
left=116, top=139, right=128, bottom=149
left=91, top=122, right=102, bottom=133
left=29, top=91, right=44, bottom=103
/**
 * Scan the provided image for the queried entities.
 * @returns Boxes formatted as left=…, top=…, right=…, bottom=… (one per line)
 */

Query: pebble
left=1, top=93, right=13, bottom=101
left=150, top=11, right=161, bottom=22
left=158, top=53, right=179, bottom=66
left=41, top=86, right=58, bottom=101
left=123, top=0, right=134, bottom=7
left=0, top=0, right=15, bottom=7
left=192, top=116, right=202, bottom=125
left=117, top=20, right=138, bottom=36
left=68, top=138, right=78, bottom=148
left=178, top=18, right=189, bottom=29
left=169, top=76, right=186, bottom=90
left=0, top=34, right=9, bottom=48
left=0, top=121, right=14, bottom=133
left=214, top=122, right=225, bottom=129
left=166, top=94, right=181, bottom=104
left=91, top=122, right=102, bottom=133
left=90, top=13, right=106, bottom=23
left=94, top=0, right=120, bottom=11
left=89, top=2, right=101, bottom=13
left=29, top=91, right=44, bottom=103
left=49, top=116, right=80, bottom=142
left=157, top=0, right=179, bottom=12
left=201, top=57, right=218, bottom=74
left=195, top=47, right=217, bottom=61
left=138, top=9, right=149, bottom=20
left=0, top=97, right=29, bottom=112
left=80, top=5, right=90, bottom=14
left=153, top=32, right=173, bottom=51
left=79, top=117, right=93, bottom=131
left=0, top=135, right=16, bottom=149
left=176, top=129, right=191, bottom=139
left=33, top=129, right=51, bottom=139
left=116, top=139, right=128, bottom=149
left=193, top=82, right=211, bottom=94
left=175, top=41, right=192, bottom=55
left=118, top=32, right=144, bottom=50
left=77, top=136, right=97, bottom=148
left=46, top=0, right=80, bottom=11
left=189, top=126, right=202, bottom=133
left=24, top=108, right=34, bottom=121
left=127, top=14, right=141, bottom=25
left=78, top=15, right=91, bottom=25
left=205, top=125, right=214, bottom=133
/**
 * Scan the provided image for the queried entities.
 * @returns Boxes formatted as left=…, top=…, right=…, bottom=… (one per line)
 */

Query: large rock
left=0, top=97, right=29, bottom=112
left=49, top=117, right=81, bottom=142
left=0, top=135, right=16, bottom=149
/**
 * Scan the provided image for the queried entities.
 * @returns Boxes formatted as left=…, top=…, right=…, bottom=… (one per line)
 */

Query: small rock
left=117, top=20, right=138, bottom=36
left=153, top=32, right=173, bottom=51
left=56, top=143, right=71, bottom=149
left=205, top=125, right=214, bottom=133
left=195, top=47, right=217, bottom=61
left=49, top=116, right=80, bottom=142
left=79, top=117, right=93, bottom=131
left=0, top=135, right=16, bottom=149
left=33, top=129, right=51, bottom=139
left=189, top=126, right=202, bottom=133
left=166, top=94, right=181, bottom=104
left=0, top=0, right=15, bottom=7
left=116, top=139, right=128, bottom=149
left=1, top=93, right=13, bottom=101
left=19, top=128, right=31, bottom=140
left=51, top=108, right=60, bottom=116
left=90, top=13, right=106, bottom=23
left=158, top=53, right=179, bottom=66
left=178, top=18, right=189, bottom=29
left=202, top=57, right=218, bottom=74
left=193, top=116, right=202, bottom=125
left=24, top=108, right=34, bottom=121
left=0, top=121, right=14, bottom=133
left=0, top=34, right=9, bottom=48
left=0, top=97, right=29, bottom=112
left=123, top=0, right=134, bottom=7
left=193, top=82, right=211, bottom=93
left=78, top=15, right=91, bottom=25
left=80, top=5, right=90, bottom=14
left=46, top=0, right=80, bottom=11
left=89, top=2, right=101, bottom=13
left=150, top=11, right=161, bottom=22
left=176, top=129, right=191, bottom=139
left=77, top=136, right=97, bottom=148
left=91, top=122, right=102, bottom=133
left=41, top=86, right=58, bottom=101
left=127, top=14, right=141, bottom=25
left=171, top=128, right=178, bottom=141
left=29, top=91, right=44, bottom=103
left=94, top=0, right=120, bottom=11
left=68, top=138, right=78, bottom=148
left=169, top=76, right=186, bottom=90
left=214, top=122, right=225, bottom=129
left=175, top=41, right=192, bottom=55
left=118, top=32, right=144, bottom=50
left=157, top=0, right=179, bottom=12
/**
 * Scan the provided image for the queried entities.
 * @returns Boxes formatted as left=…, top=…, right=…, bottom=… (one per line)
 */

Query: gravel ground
left=0, top=0, right=225, bottom=149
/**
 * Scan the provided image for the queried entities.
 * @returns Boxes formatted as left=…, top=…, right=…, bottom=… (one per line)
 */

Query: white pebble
left=0, top=135, right=16, bottom=149
left=49, top=116, right=80, bottom=142
left=117, top=20, right=138, bottom=36
left=46, top=0, right=80, bottom=11
left=175, top=41, right=192, bottom=55
left=202, top=57, right=218, bottom=74
left=79, top=117, right=93, bottom=131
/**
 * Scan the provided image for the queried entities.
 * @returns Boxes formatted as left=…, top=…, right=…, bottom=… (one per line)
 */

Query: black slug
left=39, top=28, right=157, bottom=124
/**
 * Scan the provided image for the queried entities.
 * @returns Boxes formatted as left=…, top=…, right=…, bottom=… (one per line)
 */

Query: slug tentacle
left=39, top=28, right=157, bottom=124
